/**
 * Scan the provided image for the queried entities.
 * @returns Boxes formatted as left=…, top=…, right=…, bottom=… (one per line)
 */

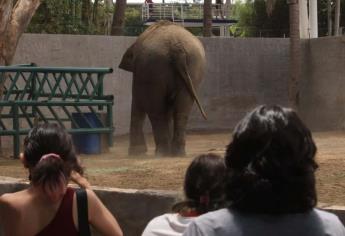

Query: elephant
left=119, top=21, right=206, bottom=156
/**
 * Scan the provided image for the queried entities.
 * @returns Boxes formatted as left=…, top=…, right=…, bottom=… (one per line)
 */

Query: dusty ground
left=0, top=131, right=344, bottom=206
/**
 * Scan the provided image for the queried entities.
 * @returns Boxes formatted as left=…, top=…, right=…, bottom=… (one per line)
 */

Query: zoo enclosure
left=0, top=64, right=114, bottom=158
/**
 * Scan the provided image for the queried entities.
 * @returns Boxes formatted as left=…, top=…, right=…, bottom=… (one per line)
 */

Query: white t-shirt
left=142, top=213, right=194, bottom=236
left=183, top=208, right=345, bottom=236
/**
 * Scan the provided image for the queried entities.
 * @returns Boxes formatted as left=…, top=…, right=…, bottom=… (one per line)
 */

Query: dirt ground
left=0, top=131, right=344, bottom=206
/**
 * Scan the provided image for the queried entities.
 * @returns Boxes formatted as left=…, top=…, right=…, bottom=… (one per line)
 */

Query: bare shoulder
left=0, top=190, right=29, bottom=209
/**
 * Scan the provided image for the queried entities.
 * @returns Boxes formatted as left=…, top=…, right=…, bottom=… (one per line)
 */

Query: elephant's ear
left=119, top=44, right=135, bottom=72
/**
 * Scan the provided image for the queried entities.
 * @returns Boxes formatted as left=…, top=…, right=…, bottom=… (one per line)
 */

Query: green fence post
left=107, top=103, right=113, bottom=147
left=13, top=104, right=20, bottom=159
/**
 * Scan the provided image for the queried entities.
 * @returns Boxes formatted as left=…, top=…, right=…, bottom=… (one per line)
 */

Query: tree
left=82, top=0, right=91, bottom=29
left=111, top=0, right=127, bottom=35
left=0, top=0, right=41, bottom=66
left=203, top=0, right=212, bottom=36
left=287, top=0, right=300, bottom=109
left=334, top=0, right=341, bottom=35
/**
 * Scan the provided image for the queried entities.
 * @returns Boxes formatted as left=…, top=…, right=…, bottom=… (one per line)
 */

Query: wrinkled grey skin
left=119, top=21, right=206, bottom=156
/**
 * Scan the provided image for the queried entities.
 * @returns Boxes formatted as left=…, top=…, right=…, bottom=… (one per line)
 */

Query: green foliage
left=124, top=6, right=145, bottom=36
left=27, top=0, right=144, bottom=35
left=230, top=0, right=289, bottom=37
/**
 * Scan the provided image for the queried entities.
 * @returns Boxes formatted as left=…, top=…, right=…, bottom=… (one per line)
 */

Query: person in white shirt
left=142, top=153, right=227, bottom=236
left=183, top=105, right=345, bottom=236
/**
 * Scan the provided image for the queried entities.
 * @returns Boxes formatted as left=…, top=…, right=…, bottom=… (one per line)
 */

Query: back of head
left=174, top=153, right=226, bottom=215
left=225, top=105, right=318, bottom=214
left=24, top=123, right=82, bottom=200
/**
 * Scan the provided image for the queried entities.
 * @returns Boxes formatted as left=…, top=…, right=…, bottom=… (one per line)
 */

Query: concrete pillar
left=299, top=0, right=309, bottom=38
left=309, top=0, right=318, bottom=38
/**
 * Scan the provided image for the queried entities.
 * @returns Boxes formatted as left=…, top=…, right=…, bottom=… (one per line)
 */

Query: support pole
left=309, top=0, right=318, bottom=38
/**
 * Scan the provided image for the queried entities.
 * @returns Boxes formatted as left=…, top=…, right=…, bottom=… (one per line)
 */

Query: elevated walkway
left=141, top=3, right=237, bottom=36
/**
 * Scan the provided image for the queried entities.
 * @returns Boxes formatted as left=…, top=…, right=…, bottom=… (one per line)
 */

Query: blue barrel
left=72, top=112, right=102, bottom=154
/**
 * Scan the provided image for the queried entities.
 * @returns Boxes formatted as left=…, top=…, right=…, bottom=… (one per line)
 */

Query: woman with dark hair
left=0, top=123, right=123, bottom=236
left=142, top=153, right=227, bottom=236
left=184, top=105, right=345, bottom=236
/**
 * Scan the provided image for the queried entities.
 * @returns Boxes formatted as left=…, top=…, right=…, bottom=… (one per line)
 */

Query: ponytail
left=31, top=153, right=67, bottom=201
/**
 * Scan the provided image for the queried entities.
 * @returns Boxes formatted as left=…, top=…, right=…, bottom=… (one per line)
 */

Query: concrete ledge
left=0, top=178, right=344, bottom=236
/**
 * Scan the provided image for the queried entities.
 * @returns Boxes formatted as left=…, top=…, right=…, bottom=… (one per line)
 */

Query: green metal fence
left=0, top=64, right=114, bottom=158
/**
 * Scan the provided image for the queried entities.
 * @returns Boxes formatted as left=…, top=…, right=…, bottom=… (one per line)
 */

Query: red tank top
left=36, top=187, right=79, bottom=236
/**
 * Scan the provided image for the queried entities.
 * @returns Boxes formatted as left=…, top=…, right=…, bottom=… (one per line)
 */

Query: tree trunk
left=111, top=0, right=126, bottom=36
left=334, top=0, right=341, bottom=35
left=93, top=0, right=99, bottom=26
left=82, top=0, right=91, bottom=29
left=328, top=0, right=333, bottom=36
left=203, top=0, right=212, bottom=37
left=104, top=0, right=113, bottom=35
left=0, top=0, right=41, bottom=66
left=287, top=0, right=300, bottom=110
left=0, top=0, right=41, bottom=151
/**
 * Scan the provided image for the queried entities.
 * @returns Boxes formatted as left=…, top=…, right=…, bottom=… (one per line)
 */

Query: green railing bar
left=18, top=72, right=34, bottom=101
left=63, top=73, right=76, bottom=100
left=19, top=106, right=34, bottom=127
left=4, top=71, right=21, bottom=101
left=48, top=72, right=63, bottom=100
left=107, top=103, right=114, bottom=147
left=88, top=106, right=104, bottom=128
left=34, top=107, right=48, bottom=123
left=0, top=118, right=7, bottom=130
left=61, top=106, right=79, bottom=128
left=73, top=105, right=94, bottom=128
left=54, top=73, right=65, bottom=95
left=34, top=72, right=48, bottom=100
left=78, top=73, right=93, bottom=100
left=72, top=73, right=82, bottom=100
left=0, top=128, right=113, bottom=136
left=0, top=67, right=113, bottom=73
left=12, top=104, right=20, bottom=158
left=44, top=73, right=55, bottom=95
left=47, top=105, right=64, bottom=127
left=11, top=100, right=112, bottom=106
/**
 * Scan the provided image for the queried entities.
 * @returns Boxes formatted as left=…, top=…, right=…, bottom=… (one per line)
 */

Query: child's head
left=22, top=123, right=82, bottom=200
left=174, top=153, right=226, bottom=214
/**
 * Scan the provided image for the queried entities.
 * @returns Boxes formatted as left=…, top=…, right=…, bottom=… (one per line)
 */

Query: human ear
left=19, top=153, right=29, bottom=168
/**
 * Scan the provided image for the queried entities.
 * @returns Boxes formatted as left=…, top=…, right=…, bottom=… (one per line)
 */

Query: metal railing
left=142, top=3, right=227, bottom=22
left=0, top=64, right=114, bottom=158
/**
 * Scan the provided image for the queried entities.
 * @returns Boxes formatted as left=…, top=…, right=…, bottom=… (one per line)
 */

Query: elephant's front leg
left=129, top=99, right=147, bottom=155
left=148, top=113, right=173, bottom=156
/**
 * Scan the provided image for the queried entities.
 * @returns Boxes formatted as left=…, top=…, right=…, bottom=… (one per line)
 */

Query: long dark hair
left=225, top=105, right=318, bottom=214
left=24, top=123, right=83, bottom=198
left=173, top=153, right=227, bottom=215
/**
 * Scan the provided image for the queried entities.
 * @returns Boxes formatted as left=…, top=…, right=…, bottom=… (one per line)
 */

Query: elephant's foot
left=155, top=146, right=171, bottom=157
left=128, top=145, right=147, bottom=156
left=171, top=146, right=186, bottom=157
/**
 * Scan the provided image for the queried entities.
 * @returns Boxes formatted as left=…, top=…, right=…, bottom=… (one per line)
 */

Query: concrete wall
left=0, top=179, right=344, bottom=236
left=12, top=34, right=345, bottom=134
left=300, top=37, right=345, bottom=130
left=0, top=178, right=178, bottom=236
left=13, top=34, right=290, bottom=135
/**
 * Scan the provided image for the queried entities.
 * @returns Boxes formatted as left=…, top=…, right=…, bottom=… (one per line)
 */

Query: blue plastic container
left=72, top=112, right=102, bottom=154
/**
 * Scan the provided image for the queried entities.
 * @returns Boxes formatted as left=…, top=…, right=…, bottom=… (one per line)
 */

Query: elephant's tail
left=173, top=43, right=207, bottom=120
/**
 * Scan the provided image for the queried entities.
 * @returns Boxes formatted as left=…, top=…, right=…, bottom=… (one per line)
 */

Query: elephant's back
left=139, top=23, right=204, bottom=56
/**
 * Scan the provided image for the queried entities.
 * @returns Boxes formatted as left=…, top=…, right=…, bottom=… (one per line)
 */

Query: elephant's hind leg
left=171, top=112, right=188, bottom=156
left=148, top=113, right=173, bottom=156
left=129, top=101, right=147, bottom=156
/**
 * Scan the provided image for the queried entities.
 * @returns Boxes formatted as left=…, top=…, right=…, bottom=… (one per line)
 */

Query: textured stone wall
left=13, top=34, right=290, bottom=136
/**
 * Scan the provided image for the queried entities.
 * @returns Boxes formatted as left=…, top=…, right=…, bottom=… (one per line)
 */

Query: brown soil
left=0, top=131, right=344, bottom=206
